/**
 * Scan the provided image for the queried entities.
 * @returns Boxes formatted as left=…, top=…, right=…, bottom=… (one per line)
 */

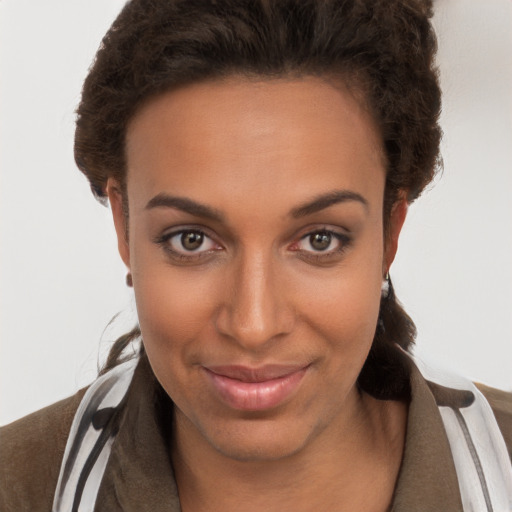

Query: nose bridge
left=216, top=247, right=292, bottom=348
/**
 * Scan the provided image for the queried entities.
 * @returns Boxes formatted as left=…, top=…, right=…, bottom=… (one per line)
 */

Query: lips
left=202, top=364, right=309, bottom=411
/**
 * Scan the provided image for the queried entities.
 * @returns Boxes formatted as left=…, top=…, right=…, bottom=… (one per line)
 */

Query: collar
left=95, top=355, right=464, bottom=511
left=390, top=361, right=463, bottom=511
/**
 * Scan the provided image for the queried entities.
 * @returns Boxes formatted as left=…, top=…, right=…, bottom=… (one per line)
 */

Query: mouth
left=202, top=364, right=309, bottom=411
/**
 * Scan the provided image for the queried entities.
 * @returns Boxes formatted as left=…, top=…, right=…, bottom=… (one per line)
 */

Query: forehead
left=125, top=76, right=386, bottom=215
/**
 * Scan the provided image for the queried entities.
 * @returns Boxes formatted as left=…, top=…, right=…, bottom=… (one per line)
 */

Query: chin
left=182, top=400, right=336, bottom=464
left=204, top=419, right=315, bottom=462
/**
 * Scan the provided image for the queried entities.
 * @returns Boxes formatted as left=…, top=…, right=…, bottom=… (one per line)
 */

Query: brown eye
left=291, top=229, right=350, bottom=258
left=309, top=232, right=332, bottom=251
left=181, top=231, right=204, bottom=251
left=159, top=229, right=219, bottom=257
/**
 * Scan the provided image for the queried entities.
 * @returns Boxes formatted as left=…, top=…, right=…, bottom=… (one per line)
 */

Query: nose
left=215, top=251, right=295, bottom=351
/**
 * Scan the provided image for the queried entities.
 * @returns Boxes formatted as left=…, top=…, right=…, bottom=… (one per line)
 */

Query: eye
left=176, top=231, right=208, bottom=252
left=303, top=232, right=335, bottom=251
left=156, top=228, right=221, bottom=258
left=168, top=230, right=217, bottom=254
left=296, top=230, right=345, bottom=253
left=288, top=228, right=352, bottom=263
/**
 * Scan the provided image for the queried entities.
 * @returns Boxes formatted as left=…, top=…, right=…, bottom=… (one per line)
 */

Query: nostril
left=213, top=257, right=295, bottom=347
left=214, top=296, right=295, bottom=350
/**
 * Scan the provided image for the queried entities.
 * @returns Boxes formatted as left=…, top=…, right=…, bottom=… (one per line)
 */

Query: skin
left=108, top=76, right=408, bottom=511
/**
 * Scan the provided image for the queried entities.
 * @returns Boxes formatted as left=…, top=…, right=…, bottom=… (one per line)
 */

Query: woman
left=1, top=1, right=511, bottom=511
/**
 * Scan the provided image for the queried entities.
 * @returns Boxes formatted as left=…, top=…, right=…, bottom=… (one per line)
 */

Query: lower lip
left=203, top=367, right=308, bottom=411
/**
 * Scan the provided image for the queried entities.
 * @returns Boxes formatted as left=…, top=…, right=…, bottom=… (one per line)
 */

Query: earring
left=381, top=272, right=390, bottom=298
left=126, top=273, right=133, bottom=287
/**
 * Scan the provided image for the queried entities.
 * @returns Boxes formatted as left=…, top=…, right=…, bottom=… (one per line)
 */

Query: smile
left=202, top=364, right=309, bottom=411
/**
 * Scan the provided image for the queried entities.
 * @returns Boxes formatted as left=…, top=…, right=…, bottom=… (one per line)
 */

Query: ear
left=106, top=179, right=130, bottom=270
left=384, top=195, right=408, bottom=274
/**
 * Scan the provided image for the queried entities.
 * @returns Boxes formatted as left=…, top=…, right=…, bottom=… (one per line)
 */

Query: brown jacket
left=1, top=356, right=511, bottom=512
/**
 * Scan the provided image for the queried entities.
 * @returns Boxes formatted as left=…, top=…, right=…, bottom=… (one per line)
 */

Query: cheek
left=300, top=276, right=382, bottom=413
left=134, top=270, right=218, bottom=346
left=132, top=267, right=222, bottom=407
left=129, top=234, right=221, bottom=374
left=296, top=236, right=383, bottom=365
left=306, top=273, right=381, bottom=349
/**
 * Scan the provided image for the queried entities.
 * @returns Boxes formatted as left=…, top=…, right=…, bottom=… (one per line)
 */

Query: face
left=109, top=76, right=405, bottom=462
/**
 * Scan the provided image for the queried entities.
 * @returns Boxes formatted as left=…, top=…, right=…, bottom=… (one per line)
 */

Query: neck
left=171, top=392, right=407, bottom=512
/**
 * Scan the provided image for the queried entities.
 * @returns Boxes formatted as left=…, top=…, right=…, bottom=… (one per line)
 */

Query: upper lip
left=204, top=364, right=309, bottom=383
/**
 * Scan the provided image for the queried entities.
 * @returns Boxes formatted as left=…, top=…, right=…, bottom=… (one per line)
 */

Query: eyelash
left=154, top=227, right=352, bottom=264
left=154, top=228, right=222, bottom=262
left=290, top=229, right=352, bottom=263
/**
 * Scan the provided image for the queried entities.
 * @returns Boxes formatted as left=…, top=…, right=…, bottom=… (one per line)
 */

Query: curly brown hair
left=78, top=0, right=442, bottom=399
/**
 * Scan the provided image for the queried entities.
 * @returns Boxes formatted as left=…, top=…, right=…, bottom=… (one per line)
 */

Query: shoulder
left=476, top=382, right=512, bottom=462
left=0, top=389, right=86, bottom=512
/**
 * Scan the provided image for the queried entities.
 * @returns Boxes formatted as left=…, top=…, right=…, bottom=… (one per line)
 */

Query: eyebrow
left=290, top=190, right=369, bottom=218
left=145, top=189, right=368, bottom=222
left=145, top=193, right=225, bottom=222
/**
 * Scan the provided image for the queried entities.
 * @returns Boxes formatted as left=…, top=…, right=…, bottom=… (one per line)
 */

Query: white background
left=1, top=0, right=511, bottom=425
